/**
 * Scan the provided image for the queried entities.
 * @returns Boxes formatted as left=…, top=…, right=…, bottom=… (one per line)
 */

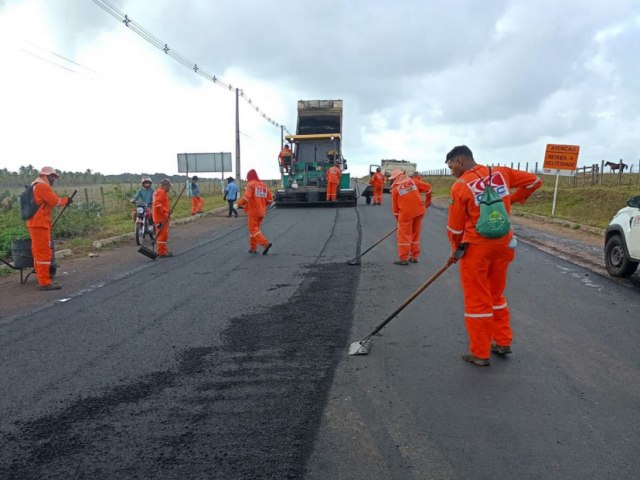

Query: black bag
left=18, top=184, right=41, bottom=220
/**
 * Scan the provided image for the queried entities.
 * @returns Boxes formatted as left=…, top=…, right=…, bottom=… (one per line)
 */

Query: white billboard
left=177, top=152, right=232, bottom=173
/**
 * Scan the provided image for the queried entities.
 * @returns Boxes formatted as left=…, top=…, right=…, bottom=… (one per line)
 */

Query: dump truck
left=361, top=159, right=418, bottom=204
left=275, top=99, right=358, bottom=207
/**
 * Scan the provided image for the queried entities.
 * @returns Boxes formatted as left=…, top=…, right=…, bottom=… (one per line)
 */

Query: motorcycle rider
left=130, top=177, right=154, bottom=222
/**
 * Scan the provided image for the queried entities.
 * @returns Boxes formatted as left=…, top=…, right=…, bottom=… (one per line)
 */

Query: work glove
left=66, top=196, right=73, bottom=206
left=235, top=203, right=243, bottom=209
left=447, top=243, right=468, bottom=266
left=223, top=194, right=227, bottom=201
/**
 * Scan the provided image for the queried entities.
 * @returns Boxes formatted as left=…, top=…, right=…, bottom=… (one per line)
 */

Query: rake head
left=137, top=245, right=158, bottom=260
left=348, top=339, right=371, bottom=355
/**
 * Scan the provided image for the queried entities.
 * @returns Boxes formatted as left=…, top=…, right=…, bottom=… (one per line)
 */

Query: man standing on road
left=326, top=164, right=342, bottom=201
left=190, top=176, right=203, bottom=215
left=389, top=169, right=426, bottom=265
left=224, top=177, right=239, bottom=218
left=26, top=167, right=72, bottom=290
left=445, top=145, right=542, bottom=366
left=153, top=179, right=173, bottom=258
left=369, top=167, right=386, bottom=205
left=237, top=169, right=273, bottom=255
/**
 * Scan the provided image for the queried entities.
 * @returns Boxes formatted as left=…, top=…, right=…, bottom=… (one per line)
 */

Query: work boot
left=491, top=343, right=512, bottom=355
left=158, top=252, right=174, bottom=258
left=248, top=249, right=257, bottom=254
left=393, top=259, right=409, bottom=265
left=462, top=353, right=490, bottom=366
left=262, top=243, right=273, bottom=255
left=408, top=258, right=419, bottom=263
left=38, top=282, right=61, bottom=291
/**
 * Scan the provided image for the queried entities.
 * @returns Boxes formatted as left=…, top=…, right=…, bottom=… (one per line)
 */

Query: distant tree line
left=0, top=165, right=205, bottom=188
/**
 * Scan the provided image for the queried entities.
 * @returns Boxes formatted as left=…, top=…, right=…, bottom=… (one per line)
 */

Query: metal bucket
left=11, top=239, right=34, bottom=269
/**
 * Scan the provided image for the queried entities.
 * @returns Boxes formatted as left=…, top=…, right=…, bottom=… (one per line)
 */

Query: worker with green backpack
left=445, top=145, right=542, bottom=366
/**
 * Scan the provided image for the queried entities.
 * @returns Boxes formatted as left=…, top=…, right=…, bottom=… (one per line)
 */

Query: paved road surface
left=1, top=193, right=638, bottom=479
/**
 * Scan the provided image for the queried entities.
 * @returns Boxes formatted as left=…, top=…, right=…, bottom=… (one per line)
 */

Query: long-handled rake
left=50, top=190, right=78, bottom=277
left=348, top=244, right=468, bottom=355
left=347, top=227, right=398, bottom=266
left=138, top=184, right=187, bottom=260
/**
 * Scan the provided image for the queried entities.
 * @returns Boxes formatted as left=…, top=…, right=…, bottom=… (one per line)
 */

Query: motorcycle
left=134, top=204, right=155, bottom=246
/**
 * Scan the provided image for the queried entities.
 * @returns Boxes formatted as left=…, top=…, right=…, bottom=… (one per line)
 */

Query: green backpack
left=475, top=167, right=510, bottom=239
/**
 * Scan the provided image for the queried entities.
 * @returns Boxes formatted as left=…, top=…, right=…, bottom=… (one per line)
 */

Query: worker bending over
left=237, top=169, right=273, bottom=255
left=278, top=145, right=293, bottom=173
left=389, top=169, right=426, bottom=265
left=445, top=145, right=542, bottom=366
left=369, top=167, right=386, bottom=205
left=26, top=166, right=72, bottom=290
left=153, top=179, right=174, bottom=258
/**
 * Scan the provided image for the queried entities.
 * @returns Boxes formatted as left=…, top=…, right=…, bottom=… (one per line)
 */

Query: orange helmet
left=39, top=166, right=59, bottom=177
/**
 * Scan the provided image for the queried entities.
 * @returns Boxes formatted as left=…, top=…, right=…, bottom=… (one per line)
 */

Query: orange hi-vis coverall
left=391, top=174, right=426, bottom=261
left=279, top=147, right=292, bottom=172
left=152, top=188, right=171, bottom=255
left=447, top=165, right=542, bottom=359
left=237, top=178, right=273, bottom=251
left=326, top=165, right=342, bottom=201
left=26, top=178, right=69, bottom=286
left=412, top=177, right=433, bottom=208
left=369, top=172, right=386, bottom=205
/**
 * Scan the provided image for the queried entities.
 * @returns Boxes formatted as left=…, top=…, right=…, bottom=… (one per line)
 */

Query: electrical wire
left=90, top=0, right=291, bottom=134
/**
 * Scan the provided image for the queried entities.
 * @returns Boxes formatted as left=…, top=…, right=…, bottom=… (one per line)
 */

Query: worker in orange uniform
left=326, top=164, right=342, bottom=201
left=237, top=169, right=274, bottom=255
left=412, top=172, right=432, bottom=209
left=153, top=178, right=174, bottom=258
left=26, top=167, right=72, bottom=290
left=369, top=167, right=386, bottom=205
left=445, top=145, right=542, bottom=366
left=389, top=169, right=426, bottom=265
left=190, top=176, right=204, bottom=215
left=278, top=144, right=293, bottom=173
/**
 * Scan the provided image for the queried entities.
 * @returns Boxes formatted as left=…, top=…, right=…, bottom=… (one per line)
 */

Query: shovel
left=138, top=184, right=187, bottom=260
left=348, top=243, right=468, bottom=355
left=347, top=227, right=398, bottom=265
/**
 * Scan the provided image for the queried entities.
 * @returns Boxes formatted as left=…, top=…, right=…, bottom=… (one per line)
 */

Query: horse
left=605, top=161, right=627, bottom=172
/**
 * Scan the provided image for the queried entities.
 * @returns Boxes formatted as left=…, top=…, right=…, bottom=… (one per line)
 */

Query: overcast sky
left=1, top=0, right=639, bottom=180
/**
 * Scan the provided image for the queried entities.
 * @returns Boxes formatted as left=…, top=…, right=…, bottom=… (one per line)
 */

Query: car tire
left=604, top=234, right=639, bottom=277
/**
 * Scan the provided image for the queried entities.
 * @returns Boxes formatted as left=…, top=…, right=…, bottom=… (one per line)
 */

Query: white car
left=604, top=194, right=640, bottom=277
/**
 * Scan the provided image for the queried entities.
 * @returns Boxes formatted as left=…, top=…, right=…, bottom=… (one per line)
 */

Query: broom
left=138, top=184, right=187, bottom=260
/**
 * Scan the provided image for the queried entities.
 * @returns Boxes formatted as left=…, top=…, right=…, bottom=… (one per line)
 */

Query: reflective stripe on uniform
left=447, top=226, right=464, bottom=234
left=464, top=312, right=493, bottom=318
left=250, top=231, right=263, bottom=238
left=493, top=303, right=508, bottom=310
left=36, top=261, right=51, bottom=265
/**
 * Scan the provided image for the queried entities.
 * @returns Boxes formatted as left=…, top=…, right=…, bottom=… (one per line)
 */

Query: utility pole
left=235, top=88, right=241, bottom=187
left=281, top=125, right=284, bottom=149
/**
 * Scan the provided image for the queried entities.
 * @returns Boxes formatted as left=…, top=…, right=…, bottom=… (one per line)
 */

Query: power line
left=90, top=0, right=291, bottom=134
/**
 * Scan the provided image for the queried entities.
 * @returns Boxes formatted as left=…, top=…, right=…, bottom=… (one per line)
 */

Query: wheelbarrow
left=0, top=239, right=58, bottom=285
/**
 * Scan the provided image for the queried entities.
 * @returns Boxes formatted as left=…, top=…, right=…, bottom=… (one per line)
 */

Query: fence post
left=84, top=187, right=89, bottom=206
left=600, top=160, right=604, bottom=185
left=100, top=186, right=105, bottom=213
left=618, top=159, right=623, bottom=186
left=525, top=162, right=529, bottom=172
